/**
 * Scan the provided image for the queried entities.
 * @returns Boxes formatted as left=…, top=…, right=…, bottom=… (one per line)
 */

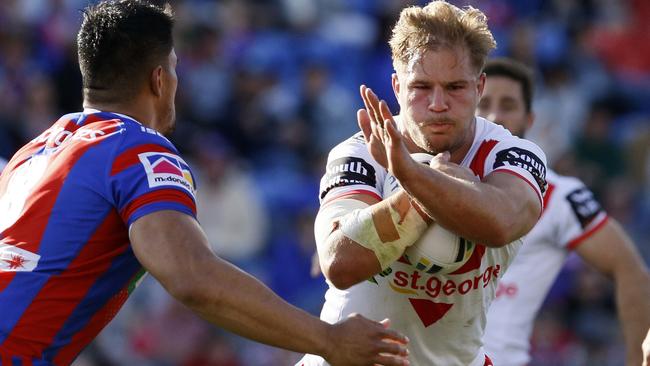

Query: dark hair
left=482, top=58, right=534, bottom=113
left=77, top=0, right=174, bottom=102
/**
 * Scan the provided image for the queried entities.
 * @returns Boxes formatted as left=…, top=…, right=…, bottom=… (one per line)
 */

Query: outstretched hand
left=325, top=314, right=410, bottom=366
left=357, top=85, right=416, bottom=180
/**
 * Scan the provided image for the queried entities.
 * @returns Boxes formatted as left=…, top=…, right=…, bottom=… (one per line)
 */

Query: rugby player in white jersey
left=298, top=2, right=548, bottom=365
left=478, top=57, right=650, bottom=366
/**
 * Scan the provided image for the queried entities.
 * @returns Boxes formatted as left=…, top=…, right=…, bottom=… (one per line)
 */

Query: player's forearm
left=321, top=229, right=383, bottom=289
left=615, top=268, right=650, bottom=366
left=177, top=255, right=332, bottom=358
left=399, top=164, right=534, bottom=246
left=319, top=192, right=429, bottom=288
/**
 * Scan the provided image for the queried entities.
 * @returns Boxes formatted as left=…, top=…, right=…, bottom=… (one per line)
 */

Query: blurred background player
left=478, top=57, right=650, bottom=366
left=299, top=2, right=547, bottom=365
left=0, top=1, right=410, bottom=365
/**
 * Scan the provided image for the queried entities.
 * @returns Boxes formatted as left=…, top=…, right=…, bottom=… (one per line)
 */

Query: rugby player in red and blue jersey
left=0, top=2, right=409, bottom=366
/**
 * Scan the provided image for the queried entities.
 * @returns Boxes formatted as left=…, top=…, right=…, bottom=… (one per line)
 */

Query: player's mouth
left=422, top=122, right=454, bottom=134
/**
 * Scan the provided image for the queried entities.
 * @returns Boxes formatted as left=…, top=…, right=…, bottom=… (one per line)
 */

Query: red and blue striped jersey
left=0, top=110, right=197, bottom=365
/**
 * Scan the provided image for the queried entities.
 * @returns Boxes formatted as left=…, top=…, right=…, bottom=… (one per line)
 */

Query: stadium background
left=0, top=0, right=649, bottom=364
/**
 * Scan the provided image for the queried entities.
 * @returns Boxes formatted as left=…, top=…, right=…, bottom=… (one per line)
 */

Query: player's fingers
left=357, top=109, right=372, bottom=143
left=368, top=110, right=384, bottom=143
left=384, top=118, right=401, bottom=147
left=360, top=85, right=378, bottom=123
left=371, top=353, right=410, bottom=366
left=364, top=87, right=383, bottom=128
left=379, top=100, right=394, bottom=126
left=377, top=324, right=409, bottom=345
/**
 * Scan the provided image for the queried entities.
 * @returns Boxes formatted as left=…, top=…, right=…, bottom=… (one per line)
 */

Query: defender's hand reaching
left=325, top=315, right=410, bottom=366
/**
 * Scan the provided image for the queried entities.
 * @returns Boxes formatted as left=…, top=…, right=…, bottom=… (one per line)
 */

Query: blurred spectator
left=193, top=132, right=269, bottom=262
left=572, top=101, right=627, bottom=198
left=529, top=62, right=589, bottom=165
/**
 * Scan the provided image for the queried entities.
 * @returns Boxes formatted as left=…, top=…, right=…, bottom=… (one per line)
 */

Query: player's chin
left=423, top=135, right=454, bottom=154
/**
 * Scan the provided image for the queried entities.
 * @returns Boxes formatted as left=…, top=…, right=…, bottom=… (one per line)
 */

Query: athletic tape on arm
left=337, top=197, right=428, bottom=269
left=314, top=198, right=370, bottom=249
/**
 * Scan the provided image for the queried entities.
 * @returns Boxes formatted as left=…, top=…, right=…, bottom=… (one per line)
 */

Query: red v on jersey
left=408, top=298, right=453, bottom=327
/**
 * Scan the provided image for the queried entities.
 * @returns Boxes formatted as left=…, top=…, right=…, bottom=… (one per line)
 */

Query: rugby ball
left=382, top=153, right=475, bottom=274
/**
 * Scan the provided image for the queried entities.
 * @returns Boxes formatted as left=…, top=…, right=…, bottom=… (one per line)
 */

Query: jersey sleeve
left=483, top=138, right=548, bottom=207
left=553, top=178, right=608, bottom=250
left=319, top=133, right=387, bottom=205
left=108, top=130, right=197, bottom=227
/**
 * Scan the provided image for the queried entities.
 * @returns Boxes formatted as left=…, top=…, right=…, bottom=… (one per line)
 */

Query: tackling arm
left=129, top=210, right=409, bottom=366
left=397, top=151, right=541, bottom=247
left=575, top=218, right=650, bottom=366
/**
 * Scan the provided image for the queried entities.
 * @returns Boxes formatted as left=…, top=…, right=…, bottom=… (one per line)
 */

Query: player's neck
left=83, top=99, right=154, bottom=128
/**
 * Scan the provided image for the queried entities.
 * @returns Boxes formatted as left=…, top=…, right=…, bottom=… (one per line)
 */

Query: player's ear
left=150, top=65, right=164, bottom=97
left=477, top=73, right=486, bottom=98
left=391, top=73, right=400, bottom=100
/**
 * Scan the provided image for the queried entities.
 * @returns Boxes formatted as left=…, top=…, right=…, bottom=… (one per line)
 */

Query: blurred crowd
left=0, top=0, right=649, bottom=365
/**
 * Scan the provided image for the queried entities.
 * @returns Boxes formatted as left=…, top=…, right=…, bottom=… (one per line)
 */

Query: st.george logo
left=138, top=152, right=196, bottom=197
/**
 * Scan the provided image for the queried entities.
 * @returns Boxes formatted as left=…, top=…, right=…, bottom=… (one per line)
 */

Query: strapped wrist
left=338, top=195, right=428, bottom=269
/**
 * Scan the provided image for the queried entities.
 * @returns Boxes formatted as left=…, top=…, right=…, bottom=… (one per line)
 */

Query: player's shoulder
left=477, top=117, right=544, bottom=153
left=327, top=132, right=371, bottom=159
left=91, top=112, right=190, bottom=184
left=113, top=116, right=175, bottom=151
left=319, top=132, right=384, bottom=202
left=58, top=110, right=175, bottom=153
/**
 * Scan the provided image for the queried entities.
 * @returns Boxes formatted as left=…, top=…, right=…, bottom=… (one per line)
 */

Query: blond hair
left=389, top=1, right=496, bottom=74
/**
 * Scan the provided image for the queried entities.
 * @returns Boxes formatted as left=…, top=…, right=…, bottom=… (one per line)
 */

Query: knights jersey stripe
left=0, top=111, right=197, bottom=363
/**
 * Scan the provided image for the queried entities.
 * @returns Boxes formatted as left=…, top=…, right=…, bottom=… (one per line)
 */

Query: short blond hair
left=389, top=1, right=496, bottom=74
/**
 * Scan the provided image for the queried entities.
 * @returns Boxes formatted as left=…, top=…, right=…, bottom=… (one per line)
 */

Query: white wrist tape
left=338, top=197, right=428, bottom=270
left=314, top=198, right=370, bottom=249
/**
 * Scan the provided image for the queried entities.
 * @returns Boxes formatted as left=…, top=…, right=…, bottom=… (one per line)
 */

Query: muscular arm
left=398, top=153, right=541, bottom=247
left=317, top=191, right=430, bottom=289
left=130, top=210, right=409, bottom=366
left=575, top=219, right=650, bottom=366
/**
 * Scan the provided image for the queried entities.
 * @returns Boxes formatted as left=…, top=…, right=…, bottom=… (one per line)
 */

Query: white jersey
left=299, top=117, right=547, bottom=366
left=483, top=169, right=608, bottom=366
